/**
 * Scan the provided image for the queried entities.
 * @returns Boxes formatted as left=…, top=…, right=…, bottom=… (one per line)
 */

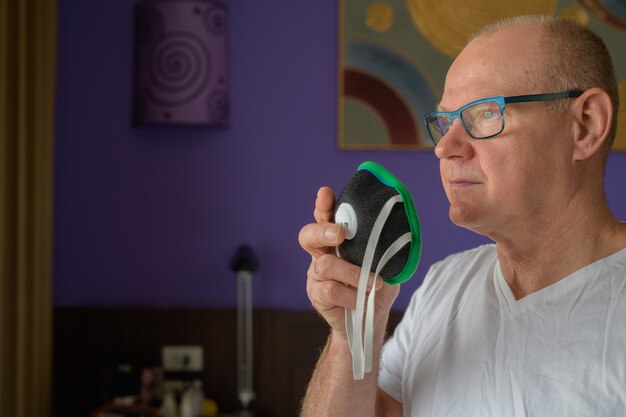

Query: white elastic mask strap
left=344, top=194, right=411, bottom=380
left=363, top=231, right=412, bottom=372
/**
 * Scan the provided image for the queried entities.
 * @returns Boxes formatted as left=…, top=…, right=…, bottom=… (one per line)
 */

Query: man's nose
left=434, top=118, right=474, bottom=160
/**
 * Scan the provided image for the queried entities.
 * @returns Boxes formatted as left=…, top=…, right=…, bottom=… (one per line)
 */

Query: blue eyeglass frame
left=424, top=89, right=583, bottom=144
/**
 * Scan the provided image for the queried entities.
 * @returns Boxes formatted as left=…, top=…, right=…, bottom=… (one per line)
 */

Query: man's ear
left=571, top=88, right=613, bottom=161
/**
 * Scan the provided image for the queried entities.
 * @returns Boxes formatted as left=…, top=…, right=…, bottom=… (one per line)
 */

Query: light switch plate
left=161, top=345, right=204, bottom=371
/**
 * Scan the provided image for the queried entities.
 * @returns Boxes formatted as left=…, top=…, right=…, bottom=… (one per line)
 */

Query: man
left=298, top=15, right=626, bottom=417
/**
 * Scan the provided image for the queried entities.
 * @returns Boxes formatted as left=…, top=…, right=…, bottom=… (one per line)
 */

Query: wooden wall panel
left=53, top=308, right=404, bottom=417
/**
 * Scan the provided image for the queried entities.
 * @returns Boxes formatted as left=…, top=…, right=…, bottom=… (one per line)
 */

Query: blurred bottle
left=160, top=390, right=177, bottom=417
left=181, top=380, right=205, bottom=417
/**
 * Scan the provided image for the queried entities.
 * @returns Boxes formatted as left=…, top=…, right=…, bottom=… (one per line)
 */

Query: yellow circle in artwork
left=559, top=6, right=589, bottom=26
left=614, top=80, right=626, bottom=151
left=406, top=0, right=558, bottom=57
left=366, top=2, right=395, bottom=33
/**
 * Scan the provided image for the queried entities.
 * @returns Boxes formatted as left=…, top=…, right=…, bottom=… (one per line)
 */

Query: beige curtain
left=0, top=0, right=56, bottom=415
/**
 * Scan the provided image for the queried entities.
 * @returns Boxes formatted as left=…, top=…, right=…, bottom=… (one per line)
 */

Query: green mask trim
left=357, top=161, right=422, bottom=285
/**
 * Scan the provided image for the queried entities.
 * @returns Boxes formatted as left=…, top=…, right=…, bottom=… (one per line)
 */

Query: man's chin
left=448, top=204, right=487, bottom=234
left=449, top=202, right=474, bottom=225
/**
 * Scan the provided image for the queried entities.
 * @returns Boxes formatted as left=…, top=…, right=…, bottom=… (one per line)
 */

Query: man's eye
left=483, top=110, right=494, bottom=119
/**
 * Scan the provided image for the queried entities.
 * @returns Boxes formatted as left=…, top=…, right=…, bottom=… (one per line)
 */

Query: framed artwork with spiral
left=339, top=0, right=626, bottom=150
left=133, top=0, right=229, bottom=127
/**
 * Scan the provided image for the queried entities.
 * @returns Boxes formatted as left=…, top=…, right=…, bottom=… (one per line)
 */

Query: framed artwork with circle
left=339, top=0, right=626, bottom=150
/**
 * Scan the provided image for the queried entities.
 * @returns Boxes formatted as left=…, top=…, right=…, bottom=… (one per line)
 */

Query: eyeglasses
left=424, top=90, right=583, bottom=144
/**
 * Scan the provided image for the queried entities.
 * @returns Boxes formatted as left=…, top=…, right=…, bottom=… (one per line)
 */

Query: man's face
left=434, top=24, right=576, bottom=241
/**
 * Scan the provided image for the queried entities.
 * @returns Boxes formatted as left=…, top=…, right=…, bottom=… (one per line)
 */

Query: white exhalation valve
left=335, top=202, right=358, bottom=240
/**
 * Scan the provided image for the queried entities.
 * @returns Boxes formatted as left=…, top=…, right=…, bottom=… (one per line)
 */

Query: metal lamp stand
left=231, top=245, right=259, bottom=417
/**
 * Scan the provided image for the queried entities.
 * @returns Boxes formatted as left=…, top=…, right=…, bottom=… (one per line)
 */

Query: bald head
left=468, top=16, right=619, bottom=153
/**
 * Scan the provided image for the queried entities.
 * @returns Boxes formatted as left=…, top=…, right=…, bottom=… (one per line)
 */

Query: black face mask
left=333, top=161, right=422, bottom=380
left=335, top=161, right=421, bottom=285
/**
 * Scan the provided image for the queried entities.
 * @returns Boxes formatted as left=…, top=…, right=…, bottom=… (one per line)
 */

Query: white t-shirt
left=379, top=244, right=626, bottom=417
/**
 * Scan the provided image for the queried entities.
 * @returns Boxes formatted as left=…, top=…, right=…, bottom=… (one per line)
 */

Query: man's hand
left=298, top=186, right=400, bottom=337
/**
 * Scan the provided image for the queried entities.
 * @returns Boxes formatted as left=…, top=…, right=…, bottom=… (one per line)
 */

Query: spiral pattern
left=208, top=89, right=229, bottom=123
left=204, top=6, right=228, bottom=36
left=365, top=2, right=395, bottom=33
left=147, top=33, right=211, bottom=106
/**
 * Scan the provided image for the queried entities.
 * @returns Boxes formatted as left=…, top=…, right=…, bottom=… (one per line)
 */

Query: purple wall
left=54, top=0, right=626, bottom=310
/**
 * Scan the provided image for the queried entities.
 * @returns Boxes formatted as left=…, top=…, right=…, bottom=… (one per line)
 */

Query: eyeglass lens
left=427, top=100, right=503, bottom=143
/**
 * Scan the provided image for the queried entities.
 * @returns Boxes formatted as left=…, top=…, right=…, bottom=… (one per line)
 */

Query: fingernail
left=325, top=225, right=339, bottom=241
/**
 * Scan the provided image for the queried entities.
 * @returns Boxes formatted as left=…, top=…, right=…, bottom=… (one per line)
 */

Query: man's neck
left=494, top=202, right=626, bottom=300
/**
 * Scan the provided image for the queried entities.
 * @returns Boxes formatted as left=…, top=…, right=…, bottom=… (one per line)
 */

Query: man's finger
left=314, top=186, right=336, bottom=224
left=298, top=223, right=345, bottom=258
left=313, top=280, right=358, bottom=311
left=313, top=254, right=383, bottom=291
